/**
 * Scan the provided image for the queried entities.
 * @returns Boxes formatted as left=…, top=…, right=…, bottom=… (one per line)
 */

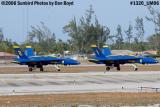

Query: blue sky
left=0, top=0, right=159, bottom=43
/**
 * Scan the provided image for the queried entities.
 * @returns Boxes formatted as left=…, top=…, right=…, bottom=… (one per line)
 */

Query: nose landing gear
left=106, top=66, right=110, bottom=71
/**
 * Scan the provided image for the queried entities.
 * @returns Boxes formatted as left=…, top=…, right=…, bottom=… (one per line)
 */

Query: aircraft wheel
left=40, top=67, right=44, bottom=72
left=106, top=67, right=110, bottom=71
left=57, top=69, right=60, bottom=71
left=117, top=65, right=120, bottom=71
left=29, top=68, right=33, bottom=72
left=134, top=68, right=138, bottom=71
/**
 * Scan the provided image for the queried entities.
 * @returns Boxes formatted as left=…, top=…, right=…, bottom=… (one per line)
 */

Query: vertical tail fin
left=102, top=45, right=111, bottom=56
left=25, top=46, right=35, bottom=57
left=91, top=45, right=105, bottom=58
left=13, top=46, right=28, bottom=59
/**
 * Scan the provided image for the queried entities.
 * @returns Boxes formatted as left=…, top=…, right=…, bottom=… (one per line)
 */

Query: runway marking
left=139, top=79, right=157, bottom=82
left=84, top=75, right=121, bottom=83
left=27, top=82, right=42, bottom=86
left=46, top=81, right=62, bottom=85
left=84, top=75, right=158, bottom=84
left=85, top=80, right=104, bottom=84
left=0, top=72, right=159, bottom=95
left=7, top=82, right=20, bottom=87
left=156, top=78, right=160, bottom=81
left=72, top=81, right=86, bottom=85
left=111, top=78, right=141, bottom=83
left=0, top=81, right=9, bottom=87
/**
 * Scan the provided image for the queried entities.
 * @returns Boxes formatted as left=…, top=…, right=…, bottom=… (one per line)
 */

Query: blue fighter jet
left=102, top=45, right=159, bottom=65
left=13, top=46, right=80, bottom=72
left=25, top=46, right=80, bottom=66
left=89, top=45, right=159, bottom=71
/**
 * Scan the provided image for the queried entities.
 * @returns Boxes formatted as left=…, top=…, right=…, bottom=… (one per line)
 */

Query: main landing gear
left=40, top=67, right=44, bottom=71
left=29, top=67, right=33, bottom=72
left=28, top=67, right=44, bottom=72
left=116, top=64, right=120, bottom=71
left=105, top=64, right=138, bottom=71
left=105, top=64, right=120, bottom=71
left=106, top=66, right=110, bottom=71
left=28, top=65, right=61, bottom=72
left=28, top=65, right=44, bottom=72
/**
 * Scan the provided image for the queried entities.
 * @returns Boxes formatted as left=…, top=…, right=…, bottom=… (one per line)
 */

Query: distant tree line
left=0, top=5, right=160, bottom=55
left=0, top=28, right=14, bottom=53
left=63, top=5, right=110, bottom=53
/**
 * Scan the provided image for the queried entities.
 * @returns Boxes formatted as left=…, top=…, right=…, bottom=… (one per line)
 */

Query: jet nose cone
left=152, top=59, right=159, bottom=64
left=78, top=62, right=81, bottom=64
left=155, top=60, right=159, bottom=63
left=74, top=60, right=80, bottom=65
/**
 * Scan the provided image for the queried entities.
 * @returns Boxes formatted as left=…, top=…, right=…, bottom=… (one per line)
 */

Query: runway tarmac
left=1, top=63, right=160, bottom=67
left=0, top=71, right=159, bottom=95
